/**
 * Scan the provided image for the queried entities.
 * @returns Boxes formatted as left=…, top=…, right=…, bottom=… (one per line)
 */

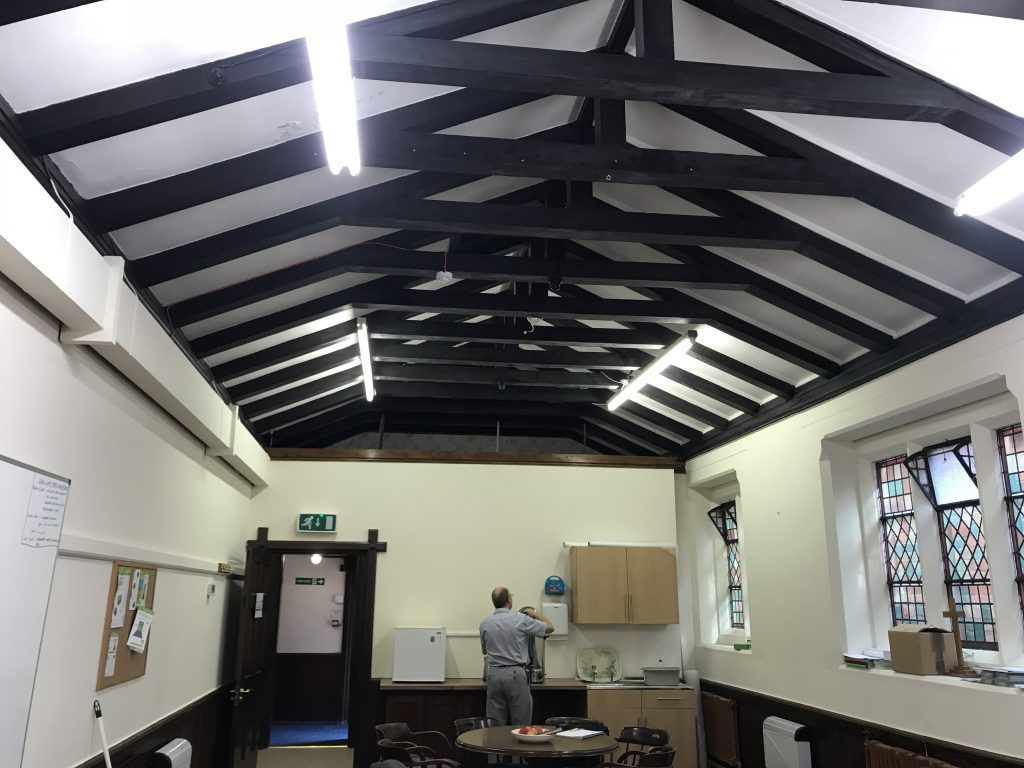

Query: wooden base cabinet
left=587, top=689, right=697, bottom=768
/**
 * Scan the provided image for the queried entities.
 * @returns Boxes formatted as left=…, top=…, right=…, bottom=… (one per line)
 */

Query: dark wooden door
left=230, top=536, right=277, bottom=767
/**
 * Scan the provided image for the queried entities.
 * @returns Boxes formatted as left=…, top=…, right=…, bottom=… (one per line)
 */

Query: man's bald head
left=491, top=586, right=511, bottom=609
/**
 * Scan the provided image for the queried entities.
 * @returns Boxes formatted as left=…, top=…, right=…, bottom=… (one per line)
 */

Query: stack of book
left=861, top=648, right=892, bottom=669
left=976, top=667, right=1024, bottom=687
left=843, top=653, right=875, bottom=670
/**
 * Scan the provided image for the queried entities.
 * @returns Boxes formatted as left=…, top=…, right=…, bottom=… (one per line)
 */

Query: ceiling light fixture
left=607, top=330, right=698, bottom=412
left=357, top=317, right=375, bottom=402
left=305, top=4, right=361, bottom=176
left=310, top=553, right=323, bottom=565
left=954, top=148, right=1024, bottom=218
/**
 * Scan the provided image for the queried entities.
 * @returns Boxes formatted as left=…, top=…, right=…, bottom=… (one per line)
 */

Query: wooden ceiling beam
left=88, top=91, right=545, bottom=230
left=93, top=128, right=868, bottom=231
left=687, top=342, right=795, bottom=401
left=371, top=343, right=647, bottom=371
left=0, top=1, right=100, bottom=25
left=18, top=31, right=959, bottom=156
left=841, top=0, right=1024, bottom=19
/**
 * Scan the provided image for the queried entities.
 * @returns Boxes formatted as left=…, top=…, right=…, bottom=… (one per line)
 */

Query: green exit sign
left=296, top=514, right=336, bottom=533
left=296, top=577, right=326, bottom=586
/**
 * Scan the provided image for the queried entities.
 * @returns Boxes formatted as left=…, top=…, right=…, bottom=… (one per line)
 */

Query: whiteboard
left=0, top=455, right=70, bottom=768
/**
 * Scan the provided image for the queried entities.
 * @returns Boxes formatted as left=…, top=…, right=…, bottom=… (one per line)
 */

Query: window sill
left=699, top=642, right=753, bottom=656
left=837, top=665, right=1023, bottom=695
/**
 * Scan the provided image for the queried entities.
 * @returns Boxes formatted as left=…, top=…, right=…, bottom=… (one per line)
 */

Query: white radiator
left=762, top=717, right=811, bottom=768
left=153, top=738, right=192, bottom=768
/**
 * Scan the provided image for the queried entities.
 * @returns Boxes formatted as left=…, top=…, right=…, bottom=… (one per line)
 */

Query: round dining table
left=456, top=726, right=620, bottom=760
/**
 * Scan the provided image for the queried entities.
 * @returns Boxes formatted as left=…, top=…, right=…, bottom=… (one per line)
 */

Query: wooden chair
left=376, top=723, right=453, bottom=758
left=545, top=717, right=610, bottom=734
left=378, top=738, right=460, bottom=768
left=601, top=746, right=676, bottom=768
left=454, top=717, right=500, bottom=735
left=615, top=727, right=670, bottom=763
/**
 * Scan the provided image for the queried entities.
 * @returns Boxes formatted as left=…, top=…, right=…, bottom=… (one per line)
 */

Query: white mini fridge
left=393, top=627, right=447, bottom=682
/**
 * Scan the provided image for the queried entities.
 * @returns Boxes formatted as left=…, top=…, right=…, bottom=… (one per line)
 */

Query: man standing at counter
left=480, top=587, right=554, bottom=725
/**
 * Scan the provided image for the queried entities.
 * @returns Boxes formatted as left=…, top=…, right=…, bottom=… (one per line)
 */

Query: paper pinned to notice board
left=103, top=635, right=118, bottom=677
left=126, top=607, right=153, bottom=653
left=110, top=567, right=131, bottom=629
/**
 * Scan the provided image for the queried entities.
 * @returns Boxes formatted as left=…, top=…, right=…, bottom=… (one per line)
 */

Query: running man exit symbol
left=296, top=514, right=337, bottom=533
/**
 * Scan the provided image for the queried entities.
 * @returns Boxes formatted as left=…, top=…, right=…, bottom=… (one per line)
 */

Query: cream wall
left=680, top=313, right=1024, bottom=760
left=0, top=278, right=251, bottom=768
left=250, top=461, right=683, bottom=680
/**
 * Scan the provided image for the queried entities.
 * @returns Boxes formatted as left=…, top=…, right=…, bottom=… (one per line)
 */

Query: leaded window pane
left=996, top=424, right=1024, bottom=625
left=938, top=502, right=998, bottom=650
left=927, top=445, right=978, bottom=506
left=708, top=501, right=744, bottom=630
left=876, top=456, right=925, bottom=625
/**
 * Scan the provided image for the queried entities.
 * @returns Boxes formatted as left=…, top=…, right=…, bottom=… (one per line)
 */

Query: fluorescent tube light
left=357, top=317, right=375, bottom=402
left=306, top=4, right=361, bottom=176
left=954, top=148, right=1024, bottom=218
left=607, top=330, right=697, bottom=412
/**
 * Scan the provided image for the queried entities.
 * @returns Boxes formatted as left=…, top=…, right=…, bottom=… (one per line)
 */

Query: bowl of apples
left=511, top=725, right=556, bottom=743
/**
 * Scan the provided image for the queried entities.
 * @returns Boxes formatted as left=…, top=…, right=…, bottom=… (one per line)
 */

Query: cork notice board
left=95, top=561, right=158, bottom=690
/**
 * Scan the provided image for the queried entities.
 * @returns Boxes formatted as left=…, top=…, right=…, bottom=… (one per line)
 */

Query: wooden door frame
left=252, top=527, right=387, bottom=761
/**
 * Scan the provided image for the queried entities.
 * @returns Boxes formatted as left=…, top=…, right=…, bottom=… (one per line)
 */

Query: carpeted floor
left=270, top=721, right=349, bottom=747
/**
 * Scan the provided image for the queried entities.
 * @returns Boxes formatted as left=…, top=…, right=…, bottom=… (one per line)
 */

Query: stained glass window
left=875, top=456, right=925, bottom=625
left=996, top=424, right=1024, bottom=621
left=708, top=501, right=744, bottom=629
left=904, top=439, right=998, bottom=650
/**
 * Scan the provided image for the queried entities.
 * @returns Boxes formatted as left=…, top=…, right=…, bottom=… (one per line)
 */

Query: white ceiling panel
left=704, top=246, right=930, bottom=336
left=201, top=309, right=365, bottom=366
left=751, top=110, right=1024, bottom=241
left=461, top=0, right=617, bottom=51
left=440, top=95, right=577, bottom=140
left=222, top=336, right=358, bottom=388
left=739, top=192, right=1018, bottom=300
left=237, top=358, right=362, bottom=406
left=250, top=379, right=363, bottom=426
left=594, top=183, right=716, bottom=216
left=670, top=0, right=821, bottom=71
left=632, top=392, right=714, bottom=434
left=682, top=288, right=862, bottom=363
left=112, top=166, right=408, bottom=258
left=650, top=376, right=741, bottom=421
left=179, top=273, right=384, bottom=340
left=574, top=240, right=682, bottom=265
left=626, top=101, right=762, bottom=155
left=150, top=225, right=395, bottom=303
left=776, top=0, right=1024, bottom=118
left=691, top=325, right=818, bottom=387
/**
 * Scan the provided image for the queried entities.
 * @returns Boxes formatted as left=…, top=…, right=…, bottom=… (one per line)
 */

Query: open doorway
left=270, top=553, right=350, bottom=747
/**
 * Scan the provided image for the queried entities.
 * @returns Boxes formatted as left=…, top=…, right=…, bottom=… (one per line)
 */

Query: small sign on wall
left=296, top=577, right=326, bottom=586
left=297, top=514, right=336, bottom=533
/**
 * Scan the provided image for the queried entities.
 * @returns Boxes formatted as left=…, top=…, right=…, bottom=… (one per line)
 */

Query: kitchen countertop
left=379, top=678, right=692, bottom=691
left=380, top=677, right=588, bottom=691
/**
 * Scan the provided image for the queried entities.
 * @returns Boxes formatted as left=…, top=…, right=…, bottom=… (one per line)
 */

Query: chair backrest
left=378, top=739, right=417, bottom=767
left=454, top=716, right=500, bottom=734
left=618, top=726, right=670, bottom=748
left=546, top=717, right=609, bottom=734
left=637, top=746, right=676, bottom=767
left=377, top=723, right=417, bottom=742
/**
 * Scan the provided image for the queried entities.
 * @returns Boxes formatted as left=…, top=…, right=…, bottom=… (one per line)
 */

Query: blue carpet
left=270, top=722, right=348, bottom=746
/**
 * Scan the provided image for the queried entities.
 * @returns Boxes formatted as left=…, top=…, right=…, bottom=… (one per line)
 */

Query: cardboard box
left=888, top=624, right=957, bottom=675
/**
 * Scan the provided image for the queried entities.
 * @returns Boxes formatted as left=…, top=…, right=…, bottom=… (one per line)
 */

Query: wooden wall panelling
left=73, top=684, right=232, bottom=768
left=272, top=653, right=345, bottom=722
left=701, top=681, right=1024, bottom=768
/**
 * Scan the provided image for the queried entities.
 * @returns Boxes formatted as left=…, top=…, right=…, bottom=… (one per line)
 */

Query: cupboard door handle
left=624, top=594, right=629, bottom=622
left=655, top=698, right=683, bottom=701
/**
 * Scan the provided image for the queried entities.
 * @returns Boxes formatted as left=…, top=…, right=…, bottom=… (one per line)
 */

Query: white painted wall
left=249, top=462, right=682, bottom=679
left=0, top=277, right=251, bottom=768
left=680, top=313, right=1024, bottom=760
left=277, top=555, right=346, bottom=654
